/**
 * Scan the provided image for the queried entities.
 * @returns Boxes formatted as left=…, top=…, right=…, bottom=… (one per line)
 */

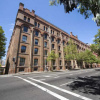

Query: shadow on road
left=67, top=75, right=100, bottom=95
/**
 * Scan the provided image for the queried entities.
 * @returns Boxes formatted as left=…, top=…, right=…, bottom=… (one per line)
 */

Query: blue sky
left=0, top=0, right=100, bottom=59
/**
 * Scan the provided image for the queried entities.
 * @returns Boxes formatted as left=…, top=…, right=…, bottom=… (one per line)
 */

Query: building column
left=56, top=39, right=59, bottom=70
left=14, top=26, right=21, bottom=73
left=30, top=27, right=34, bottom=72
left=40, top=33, right=44, bottom=71
left=75, top=60, right=78, bottom=69
left=61, top=34, right=65, bottom=70
left=71, top=60, right=74, bottom=69
left=48, top=26, right=51, bottom=71
left=82, top=61, right=86, bottom=69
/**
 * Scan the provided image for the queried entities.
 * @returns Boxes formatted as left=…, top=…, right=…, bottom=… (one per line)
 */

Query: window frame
left=23, top=26, right=28, bottom=33
left=22, top=35, right=27, bottom=42
left=34, top=59, right=38, bottom=66
left=34, top=48, right=38, bottom=54
left=19, top=58, right=25, bottom=66
left=21, top=46, right=26, bottom=53
left=35, top=39, right=39, bottom=45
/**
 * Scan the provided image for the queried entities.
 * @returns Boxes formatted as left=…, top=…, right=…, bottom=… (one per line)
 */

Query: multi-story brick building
left=5, top=3, right=90, bottom=74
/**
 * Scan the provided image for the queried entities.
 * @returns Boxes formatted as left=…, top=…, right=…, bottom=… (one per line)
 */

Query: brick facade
left=5, top=3, right=91, bottom=74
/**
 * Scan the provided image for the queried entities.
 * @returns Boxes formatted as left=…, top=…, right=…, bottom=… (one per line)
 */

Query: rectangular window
left=59, top=53, right=61, bottom=57
left=63, top=41, right=65, bottom=45
left=34, top=59, right=38, bottom=66
left=23, top=26, right=28, bottom=32
left=51, top=30, right=52, bottom=34
left=38, top=23, right=40, bottom=28
left=53, top=60, right=55, bottom=65
left=44, top=42, right=47, bottom=47
left=53, top=31, right=54, bottom=34
left=44, top=50, right=47, bottom=56
left=35, top=39, right=38, bottom=45
left=35, top=30, right=39, bottom=36
left=22, top=35, right=27, bottom=42
left=34, top=48, right=38, bottom=54
left=19, top=68, right=24, bottom=72
left=58, top=39, right=60, bottom=44
left=24, top=16, right=26, bottom=21
left=28, top=18, right=30, bottom=22
left=52, top=44, right=54, bottom=49
left=57, top=33, right=60, bottom=36
left=44, top=34, right=47, bottom=40
left=44, top=26, right=45, bottom=31
left=21, top=46, right=26, bottom=53
left=35, top=22, right=37, bottom=26
left=60, top=60, right=62, bottom=65
left=51, top=37, right=54, bottom=42
left=20, top=58, right=25, bottom=66
left=44, top=59, right=47, bottom=65
left=58, top=46, right=60, bottom=50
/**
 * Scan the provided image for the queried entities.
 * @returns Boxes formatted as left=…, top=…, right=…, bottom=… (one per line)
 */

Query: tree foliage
left=78, top=50, right=99, bottom=64
left=64, top=39, right=78, bottom=61
left=47, top=50, right=58, bottom=61
left=90, top=29, right=100, bottom=56
left=0, top=26, right=6, bottom=59
left=47, top=50, right=58, bottom=70
left=0, top=63, right=1, bottom=67
left=49, top=0, right=100, bottom=26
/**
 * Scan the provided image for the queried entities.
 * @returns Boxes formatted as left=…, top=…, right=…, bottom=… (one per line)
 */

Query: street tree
left=78, top=50, right=98, bottom=64
left=64, top=39, right=78, bottom=69
left=90, top=29, right=100, bottom=56
left=0, top=64, right=1, bottom=67
left=64, top=39, right=78, bottom=60
left=49, top=0, right=100, bottom=26
left=47, top=50, right=58, bottom=71
left=0, top=26, right=6, bottom=59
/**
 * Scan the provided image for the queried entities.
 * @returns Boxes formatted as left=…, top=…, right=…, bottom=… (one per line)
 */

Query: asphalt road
left=0, top=68, right=100, bottom=100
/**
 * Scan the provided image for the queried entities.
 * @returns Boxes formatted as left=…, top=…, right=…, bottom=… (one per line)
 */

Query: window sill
left=23, top=32, right=30, bottom=35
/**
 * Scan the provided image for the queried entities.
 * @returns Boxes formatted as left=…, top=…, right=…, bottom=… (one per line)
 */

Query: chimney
left=19, top=3, right=24, bottom=10
left=70, top=32, right=72, bottom=36
left=31, top=10, right=35, bottom=16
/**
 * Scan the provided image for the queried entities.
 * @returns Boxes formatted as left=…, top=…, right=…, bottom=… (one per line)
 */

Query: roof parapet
left=19, top=2, right=24, bottom=10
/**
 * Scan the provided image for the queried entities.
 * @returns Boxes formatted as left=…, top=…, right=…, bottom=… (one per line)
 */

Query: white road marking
left=39, top=79, right=46, bottom=81
left=0, top=75, right=12, bottom=78
left=14, top=76, right=69, bottom=100
left=43, top=76, right=51, bottom=77
left=54, top=76, right=59, bottom=78
left=69, top=74, right=73, bottom=75
left=60, top=81, right=74, bottom=86
left=15, top=69, right=94, bottom=79
left=28, top=77, right=92, bottom=100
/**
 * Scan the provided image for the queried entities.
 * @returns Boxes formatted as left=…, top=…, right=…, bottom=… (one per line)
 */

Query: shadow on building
left=5, top=58, right=10, bottom=74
